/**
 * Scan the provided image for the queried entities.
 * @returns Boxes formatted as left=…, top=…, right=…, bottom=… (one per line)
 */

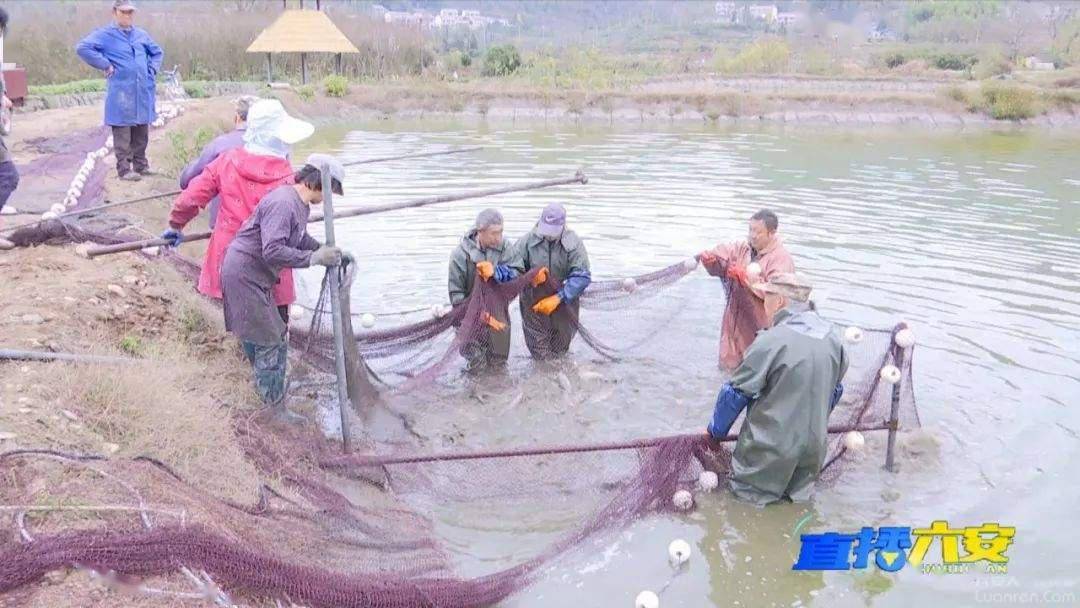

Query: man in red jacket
left=161, top=99, right=313, bottom=317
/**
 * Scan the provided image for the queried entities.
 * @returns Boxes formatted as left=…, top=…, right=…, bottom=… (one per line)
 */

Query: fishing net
left=1, top=130, right=921, bottom=607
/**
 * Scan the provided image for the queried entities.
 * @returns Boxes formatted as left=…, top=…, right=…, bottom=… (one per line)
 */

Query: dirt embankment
left=0, top=97, right=398, bottom=606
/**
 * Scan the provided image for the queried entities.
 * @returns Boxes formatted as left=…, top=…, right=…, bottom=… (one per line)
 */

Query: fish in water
left=556, top=371, right=573, bottom=393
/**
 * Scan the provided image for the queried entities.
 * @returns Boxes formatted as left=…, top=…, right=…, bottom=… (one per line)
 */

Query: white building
left=716, top=2, right=780, bottom=26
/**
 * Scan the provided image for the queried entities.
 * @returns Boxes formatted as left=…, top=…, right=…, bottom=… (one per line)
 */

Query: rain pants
left=723, top=303, right=848, bottom=506
left=448, top=230, right=525, bottom=366
left=702, top=238, right=794, bottom=370
left=75, top=24, right=163, bottom=127
left=515, top=229, right=591, bottom=359
left=168, top=148, right=295, bottom=305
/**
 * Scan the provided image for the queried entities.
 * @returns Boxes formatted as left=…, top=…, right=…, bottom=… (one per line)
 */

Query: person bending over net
left=448, top=208, right=525, bottom=372
left=220, top=156, right=352, bottom=424
left=161, top=99, right=314, bottom=325
left=705, top=274, right=847, bottom=506
left=699, top=209, right=795, bottom=371
left=514, top=203, right=592, bottom=360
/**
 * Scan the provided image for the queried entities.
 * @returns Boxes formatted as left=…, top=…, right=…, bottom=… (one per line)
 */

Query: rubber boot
left=267, top=386, right=306, bottom=426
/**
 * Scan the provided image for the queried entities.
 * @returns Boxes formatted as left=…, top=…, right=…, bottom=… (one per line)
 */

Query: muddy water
left=294, top=121, right=1080, bottom=607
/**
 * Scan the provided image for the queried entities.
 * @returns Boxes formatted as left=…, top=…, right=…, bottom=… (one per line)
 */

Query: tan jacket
left=703, top=237, right=795, bottom=370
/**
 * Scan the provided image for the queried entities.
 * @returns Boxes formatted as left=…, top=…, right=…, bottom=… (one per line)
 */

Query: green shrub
left=980, top=82, right=1039, bottom=120
left=932, top=53, right=976, bottom=71
left=323, top=75, right=349, bottom=98
left=483, top=44, right=522, bottom=76
left=28, top=79, right=107, bottom=96
left=972, top=50, right=1012, bottom=80
left=183, top=81, right=209, bottom=98
left=714, top=38, right=791, bottom=74
left=884, top=52, right=907, bottom=69
left=295, top=85, right=315, bottom=101
left=167, top=126, right=217, bottom=175
left=119, top=335, right=144, bottom=356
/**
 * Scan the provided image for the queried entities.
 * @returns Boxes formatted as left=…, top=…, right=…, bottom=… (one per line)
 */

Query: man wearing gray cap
left=179, top=96, right=260, bottom=229
left=448, top=208, right=525, bottom=371
left=514, top=202, right=592, bottom=359
left=705, top=273, right=847, bottom=506
left=219, top=154, right=351, bottom=424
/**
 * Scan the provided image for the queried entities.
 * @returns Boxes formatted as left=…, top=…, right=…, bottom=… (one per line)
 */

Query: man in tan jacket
left=700, top=209, right=795, bottom=371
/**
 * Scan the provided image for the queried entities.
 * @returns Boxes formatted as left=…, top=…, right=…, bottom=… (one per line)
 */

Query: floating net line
left=1, top=129, right=921, bottom=607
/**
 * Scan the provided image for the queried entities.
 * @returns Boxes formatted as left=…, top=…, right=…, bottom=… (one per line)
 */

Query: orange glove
left=482, top=312, right=507, bottom=332
left=476, top=261, right=495, bottom=281
left=532, top=294, right=561, bottom=316
left=726, top=264, right=750, bottom=287
left=531, top=266, right=549, bottom=288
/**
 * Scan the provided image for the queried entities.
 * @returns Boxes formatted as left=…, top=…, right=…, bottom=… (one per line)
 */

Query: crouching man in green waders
left=706, top=273, right=847, bottom=506
left=448, top=208, right=525, bottom=372
left=220, top=154, right=352, bottom=424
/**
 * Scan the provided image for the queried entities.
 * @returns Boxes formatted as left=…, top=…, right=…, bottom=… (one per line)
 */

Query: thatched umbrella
left=246, top=9, right=359, bottom=84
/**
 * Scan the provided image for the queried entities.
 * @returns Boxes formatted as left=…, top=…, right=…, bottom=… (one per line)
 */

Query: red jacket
left=169, top=148, right=296, bottom=304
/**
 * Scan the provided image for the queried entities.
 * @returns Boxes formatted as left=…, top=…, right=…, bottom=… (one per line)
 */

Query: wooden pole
left=884, top=323, right=907, bottom=472
left=321, top=163, right=352, bottom=453
left=300, top=53, right=308, bottom=84
left=336, top=53, right=343, bottom=75
left=266, top=53, right=272, bottom=82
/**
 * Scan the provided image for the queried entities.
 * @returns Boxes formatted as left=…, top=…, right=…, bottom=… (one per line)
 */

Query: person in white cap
left=161, top=99, right=313, bottom=323
left=704, top=273, right=847, bottom=506
left=75, top=0, right=163, bottom=181
left=219, top=155, right=351, bottom=424
left=178, top=95, right=260, bottom=229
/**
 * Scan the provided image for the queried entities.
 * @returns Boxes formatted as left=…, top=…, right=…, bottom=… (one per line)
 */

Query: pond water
left=294, top=120, right=1080, bottom=607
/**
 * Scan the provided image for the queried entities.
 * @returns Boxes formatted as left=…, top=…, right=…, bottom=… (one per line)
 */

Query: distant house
left=777, top=11, right=801, bottom=29
left=431, top=7, right=504, bottom=30
left=715, top=2, right=779, bottom=26
left=384, top=11, right=427, bottom=27
left=867, top=26, right=898, bottom=42
left=1024, top=56, right=1056, bottom=70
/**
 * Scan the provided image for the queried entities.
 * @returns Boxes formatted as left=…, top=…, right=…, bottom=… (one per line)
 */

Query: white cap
left=244, top=99, right=314, bottom=145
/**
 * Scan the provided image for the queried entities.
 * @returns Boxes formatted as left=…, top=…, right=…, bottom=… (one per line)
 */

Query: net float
left=668, top=539, right=692, bottom=565
left=698, top=470, right=719, bottom=492
left=672, top=490, right=693, bottom=511
left=880, top=364, right=901, bottom=384
left=635, top=590, right=659, bottom=608
left=844, top=326, right=864, bottom=343
left=895, top=328, right=916, bottom=348
left=843, top=431, right=865, bottom=451
left=361, top=313, right=376, bottom=329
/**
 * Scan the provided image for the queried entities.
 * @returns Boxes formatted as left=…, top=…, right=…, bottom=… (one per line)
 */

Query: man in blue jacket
left=76, top=1, right=163, bottom=182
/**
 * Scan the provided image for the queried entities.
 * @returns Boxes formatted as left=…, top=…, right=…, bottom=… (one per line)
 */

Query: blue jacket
left=76, top=24, right=163, bottom=127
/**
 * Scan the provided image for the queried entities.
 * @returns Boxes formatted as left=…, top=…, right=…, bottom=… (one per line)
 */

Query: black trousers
left=111, top=124, right=150, bottom=175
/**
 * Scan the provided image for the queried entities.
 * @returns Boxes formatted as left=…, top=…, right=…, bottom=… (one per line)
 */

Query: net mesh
left=0, top=130, right=920, bottom=607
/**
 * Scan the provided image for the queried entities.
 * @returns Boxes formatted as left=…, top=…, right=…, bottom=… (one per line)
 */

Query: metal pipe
left=84, top=171, right=588, bottom=258
left=321, top=163, right=352, bottom=453
left=0, top=349, right=135, bottom=365
left=884, top=323, right=907, bottom=472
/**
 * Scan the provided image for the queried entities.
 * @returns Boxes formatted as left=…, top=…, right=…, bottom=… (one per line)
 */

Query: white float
left=361, top=313, right=376, bottom=329
left=431, top=304, right=444, bottom=319
left=879, top=365, right=902, bottom=385
left=41, top=212, right=58, bottom=220
left=894, top=328, right=916, bottom=349
left=844, top=326, right=864, bottom=343
left=672, top=490, right=693, bottom=511
left=289, top=306, right=304, bottom=321
left=746, top=261, right=762, bottom=277
left=50, top=203, right=65, bottom=215
left=668, top=539, right=692, bottom=565
left=698, top=470, right=719, bottom=492
left=635, top=590, right=659, bottom=608
left=621, top=277, right=637, bottom=293
left=843, top=431, right=866, bottom=451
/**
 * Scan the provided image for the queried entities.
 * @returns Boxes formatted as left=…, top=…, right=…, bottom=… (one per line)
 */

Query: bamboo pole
left=2, top=148, right=483, bottom=236
left=885, top=323, right=907, bottom=472
left=0, top=349, right=135, bottom=365
left=84, top=170, right=588, bottom=258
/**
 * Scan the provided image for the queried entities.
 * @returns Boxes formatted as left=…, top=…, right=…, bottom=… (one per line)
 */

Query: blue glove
left=556, top=269, right=592, bottom=302
left=708, top=383, right=753, bottom=439
left=829, top=383, right=844, bottom=412
left=493, top=264, right=518, bottom=283
left=161, top=228, right=183, bottom=248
